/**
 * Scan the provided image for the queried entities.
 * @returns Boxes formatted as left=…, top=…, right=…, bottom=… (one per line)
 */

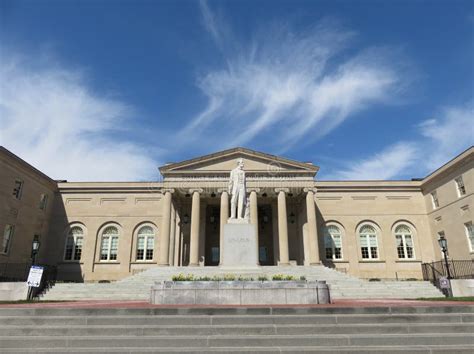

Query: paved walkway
left=0, top=299, right=472, bottom=308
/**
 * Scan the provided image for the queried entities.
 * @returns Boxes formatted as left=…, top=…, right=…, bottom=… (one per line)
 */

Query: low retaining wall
left=0, top=282, right=28, bottom=301
left=451, top=279, right=474, bottom=297
left=150, top=280, right=330, bottom=305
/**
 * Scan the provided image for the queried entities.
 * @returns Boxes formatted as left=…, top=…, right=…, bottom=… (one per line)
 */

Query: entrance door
left=258, top=205, right=274, bottom=265
left=205, top=205, right=220, bottom=266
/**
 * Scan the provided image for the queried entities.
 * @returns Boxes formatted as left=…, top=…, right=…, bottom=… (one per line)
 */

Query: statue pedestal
left=220, top=223, right=259, bottom=269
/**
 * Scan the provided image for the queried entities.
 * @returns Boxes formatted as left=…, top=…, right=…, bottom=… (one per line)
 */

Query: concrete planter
left=150, top=280, right=330, bottom=305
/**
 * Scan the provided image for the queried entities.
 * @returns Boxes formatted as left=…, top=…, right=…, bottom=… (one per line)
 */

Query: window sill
left=59, top=261, right=84, bottom=265
left=95, top=261, right=120, bottom=264
left=130, top=261, right=157, bottom=264
left=324, top=259, right=349, bottom=263
left=395, top=259, right=421, bottom=263
left=358, top=260, right=385, bottom=263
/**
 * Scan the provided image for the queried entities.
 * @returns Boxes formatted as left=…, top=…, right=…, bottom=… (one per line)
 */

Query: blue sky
left=0, top=0, right=472, bottom=181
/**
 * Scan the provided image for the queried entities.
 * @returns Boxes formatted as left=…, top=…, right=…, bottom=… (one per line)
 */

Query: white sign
left=439, top=276, right=450, bottom=289
left=27, top=266, right=44, bottom=288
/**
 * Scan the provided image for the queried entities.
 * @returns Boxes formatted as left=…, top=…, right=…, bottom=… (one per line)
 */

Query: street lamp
left=437, top=235, right=452, bottom=297
left=31, top=238, right=41, bottom=265
left=437, top=236, right=451, bottom=279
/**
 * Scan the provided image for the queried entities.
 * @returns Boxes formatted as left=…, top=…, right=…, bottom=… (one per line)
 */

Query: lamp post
left=27, top=238, right=41, bottom=301
left=437, top=235, right=452, bottom=297
left=31, top=238, right=41, bottom=265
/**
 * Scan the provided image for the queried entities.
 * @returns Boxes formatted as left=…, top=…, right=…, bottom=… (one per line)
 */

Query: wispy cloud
left=180, top=3, right=405, bottom=152
left=418, top=103, right=474, bottom=170
left=0, top=53, right=159, bottom=181
left=330, top=142, right=418, bottom=180
left=327, top=102, right=473, bottom=180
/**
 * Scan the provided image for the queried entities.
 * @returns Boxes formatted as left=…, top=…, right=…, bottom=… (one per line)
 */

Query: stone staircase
left=41, top=266, right=443, bottom=301
left=0, top=305, right=473, bottom=353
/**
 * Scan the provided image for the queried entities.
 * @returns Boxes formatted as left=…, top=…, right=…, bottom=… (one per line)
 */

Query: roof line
left=0, top=146, right=57, bottom=185
left=159, top=146, right=319, bottom=172
left=421, top=145, right=473, bottom=184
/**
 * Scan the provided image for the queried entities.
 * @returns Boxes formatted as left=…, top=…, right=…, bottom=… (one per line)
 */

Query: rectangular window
left=64, top=237, right=74, bottom=260
left=466, top=222, right=474, bottom=252
left=100, top=237, right=110, bottom=260
left=13, top=180, right=23, bottom=200
left=360, top=234, right=378, bottom=259
left=136, top=236, right=145, bottom=260
left=333, top=235, right=342, bottom=259
left=455, top=177, right=466, bottom=197
left=431, top=191, right=439, bottom=209
left=109, top=237, right=118, bottom=260
left=74, top=237, right=83, bottom=260
left=145, top=237, right=154, bottom=260
left=2, top=225, right=14, bottom=254
left=396, top=235, right=405, bottom=258
left=405, top=235, right=414, bottom=258
left=39, top=194, right=48, bottom=210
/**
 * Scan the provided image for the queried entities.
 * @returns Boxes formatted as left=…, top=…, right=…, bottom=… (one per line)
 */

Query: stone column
left=305, top=188, right=320, bottom=264
left=173, top=212, right=181, bottom=266
left=168, top=203, right=176, bottom=266
left=249, top=188, right=260, bottom=264
left=276, top=188, right=290, bottom=265
left=189, top=188, right=202, bottom=266
left=219, top=190, right=229, bottom=265
left=158, top=189, right=174, bottom=265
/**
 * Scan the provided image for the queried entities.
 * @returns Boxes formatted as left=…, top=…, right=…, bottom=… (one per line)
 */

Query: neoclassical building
left=1, top=146, right=473, bottom=282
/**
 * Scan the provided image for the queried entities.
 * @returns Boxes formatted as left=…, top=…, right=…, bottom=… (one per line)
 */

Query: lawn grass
left=0, top=300, right=71, bottom=304
left=415, top=296, right=474, bottom=302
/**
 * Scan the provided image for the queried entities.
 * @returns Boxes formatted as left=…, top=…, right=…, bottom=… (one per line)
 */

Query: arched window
left=64, top=226, right=84, bottom=261
left=136, top=226, right=155, bottom=261
left=395, top=224, right=414, bottom=259
left=100, top=226, right=119, bottom=261
left=359, top=224, right=378, bottom=259
left=324, top=225, right=342, bottom=260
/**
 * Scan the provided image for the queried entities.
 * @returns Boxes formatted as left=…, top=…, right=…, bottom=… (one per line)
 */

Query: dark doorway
left=205, top=205, right=220, bottom=266
left=258, top=205, right=274, bottom=265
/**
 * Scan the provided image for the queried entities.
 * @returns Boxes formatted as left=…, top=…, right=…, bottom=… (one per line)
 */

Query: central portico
left=158, top=147, right=321, bottom=267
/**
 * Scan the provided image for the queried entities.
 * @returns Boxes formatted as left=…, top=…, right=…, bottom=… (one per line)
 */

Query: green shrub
left=223, top=274, right=236, bottom=281
left=299, top=275, right=306, bottom=281
left=258, top=275, right=269, bottom=281
left=172, top=273, right=194, bottom=281
left=369, top=278, right=381, bottom=282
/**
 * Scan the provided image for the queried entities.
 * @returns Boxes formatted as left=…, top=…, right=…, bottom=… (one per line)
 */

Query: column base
left=277, top=261, right=291, bottom=266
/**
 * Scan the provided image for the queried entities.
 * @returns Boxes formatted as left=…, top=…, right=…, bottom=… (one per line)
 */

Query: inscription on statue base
left=221, top=223, right=258, bottom=268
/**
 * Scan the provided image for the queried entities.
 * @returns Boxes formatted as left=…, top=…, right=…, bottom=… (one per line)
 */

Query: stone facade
left=0, top=146, right=472, bottom=282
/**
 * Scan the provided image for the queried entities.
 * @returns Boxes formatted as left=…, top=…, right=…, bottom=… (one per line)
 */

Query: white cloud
left=0, top=54, right=159, bottom=181
left=327, top=102, right=473, bottom=180
left=330, top=142, right=418, bottom=180
left=180, top=4, right=404, bottom=152
left=418, top=103, right=474, bottom=170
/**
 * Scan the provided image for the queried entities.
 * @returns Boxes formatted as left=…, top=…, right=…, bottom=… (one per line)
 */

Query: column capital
left=161, top=188, right=175, bottom=194
left=247, top=187, right=261, bottom=193
left=303, top=187, right=317, bottom=193
left=189, top=188, right=204, bottom=194
left=217, top=188, right=228, bottom=194
left=275, top=187, right=290, bottom=193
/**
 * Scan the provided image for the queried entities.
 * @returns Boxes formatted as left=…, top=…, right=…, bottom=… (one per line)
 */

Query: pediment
left=159, top=147, right=318, bottom=177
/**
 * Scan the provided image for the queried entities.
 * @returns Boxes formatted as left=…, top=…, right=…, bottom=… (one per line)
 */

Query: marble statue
left=228, top=158, right=248, bottom=221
